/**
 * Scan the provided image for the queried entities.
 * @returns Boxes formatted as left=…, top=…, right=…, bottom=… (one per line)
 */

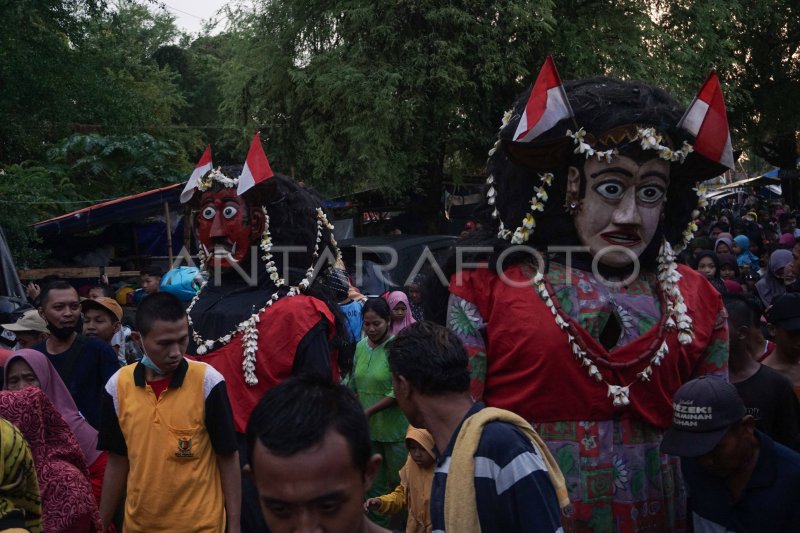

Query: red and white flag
left=180, top=145, right=213, bottom=203
left=513, top=56, right=574, bottom=142
left=237, top=133, right=275, bottom=195
left=678, top=71, right=735, bottom=170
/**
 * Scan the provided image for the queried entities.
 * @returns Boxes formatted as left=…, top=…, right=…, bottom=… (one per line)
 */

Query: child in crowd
left=405, top=275, right=426, bottom=322
left=365, top=427, right=435, bottom=533
left=733, top=234, right=759, bottom=273
left=717, top=253, right=740, bottom=281
left=139, top=266, right=163, bottom=295
left=87, top=278, right=133, bottom=363
left=80, top=297, right=126, bottom=366
left=87, top=282, right=114, bottom=300
left=325, top=268, right=365, bottom=343
left=385, top=291, right=416, bottom=336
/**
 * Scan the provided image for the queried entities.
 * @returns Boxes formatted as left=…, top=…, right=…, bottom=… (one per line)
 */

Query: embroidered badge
left=175, top=437, right=194, bottom=458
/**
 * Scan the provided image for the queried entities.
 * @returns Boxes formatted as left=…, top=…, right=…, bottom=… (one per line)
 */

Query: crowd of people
left=1, top=60, right=800, bottom=533
left=688, top=202, right=800, bottom=307
left=686, top=202, right=800, bottom=400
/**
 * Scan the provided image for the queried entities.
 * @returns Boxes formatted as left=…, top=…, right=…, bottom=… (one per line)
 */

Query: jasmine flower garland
left=529, top=236, right=693, bottom=407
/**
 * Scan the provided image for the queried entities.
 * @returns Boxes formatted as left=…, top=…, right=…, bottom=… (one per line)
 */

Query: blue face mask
left=139, top=344, right=166, bottom=376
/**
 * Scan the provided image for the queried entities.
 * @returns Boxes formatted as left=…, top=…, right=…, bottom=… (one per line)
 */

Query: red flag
left=237, top=133, right=275, bottom=195
left=513, top=56, right=574, bottom=142
left=180, top=145, right=213, bottom=203
left=678, top=71, right=734, bottom=170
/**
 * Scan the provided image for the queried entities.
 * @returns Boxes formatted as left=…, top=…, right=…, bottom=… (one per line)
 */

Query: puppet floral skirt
left=536, top=418, right=686, bottom=533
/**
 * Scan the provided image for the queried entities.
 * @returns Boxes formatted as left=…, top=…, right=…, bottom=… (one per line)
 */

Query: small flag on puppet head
left=237, top=133, right=275, bottom=195
left=180, top=145, right=213, bottom=203
left=513, top=56, right=574, bottom=143
left=678, top=71, right=735, bottom=170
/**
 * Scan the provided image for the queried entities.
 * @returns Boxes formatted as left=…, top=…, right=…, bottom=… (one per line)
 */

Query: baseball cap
left=766, top=293, right=800, bottom=331
left=80, top=297, right=123, bottom=322
left=0, top=309, right=49, bottom=334
left=660, top=376, right=746, bottom=458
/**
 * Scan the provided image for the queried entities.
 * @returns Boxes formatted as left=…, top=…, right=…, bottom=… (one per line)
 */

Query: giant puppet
left=179, top=136, right=346, bottom=530
left=443, top=59, right=734, bottom=532
left=180, top=136, right=345, bottom=429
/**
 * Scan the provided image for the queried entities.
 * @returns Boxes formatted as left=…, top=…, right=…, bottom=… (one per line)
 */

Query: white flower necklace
left=530, top=238, right=694, bottom=407
left=187, top=207, right=338, bottom=385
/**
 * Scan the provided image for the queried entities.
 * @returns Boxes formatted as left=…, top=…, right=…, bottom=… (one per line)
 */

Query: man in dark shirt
left=662, top=376, right=800, bottom=532
left=724, top=294, right=800, bottom=449
left=387, top=321, right=566, bottom=533
left=762, top=293, right=800, bottom=395
left=33, top=280, right=119, bottom=429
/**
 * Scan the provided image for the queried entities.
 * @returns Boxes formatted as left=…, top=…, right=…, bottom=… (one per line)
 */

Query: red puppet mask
left=195, top=189, right=265, bottom=269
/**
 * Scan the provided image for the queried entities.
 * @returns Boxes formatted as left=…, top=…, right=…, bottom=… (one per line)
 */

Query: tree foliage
left=0, top=164, right=78, bottom=266
left=0, top=1, right=193, bottom=264
left=221, top=0, right=557, bottom=200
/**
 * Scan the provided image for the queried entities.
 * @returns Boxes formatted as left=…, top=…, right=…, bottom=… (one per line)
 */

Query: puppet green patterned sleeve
left=446, top=294, right=487, bottom=400
left=693, top=304, right=729, bottom=380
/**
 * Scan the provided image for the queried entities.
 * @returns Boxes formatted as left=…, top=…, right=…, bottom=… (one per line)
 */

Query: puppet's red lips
left=601, top=232, right=641, bottom=247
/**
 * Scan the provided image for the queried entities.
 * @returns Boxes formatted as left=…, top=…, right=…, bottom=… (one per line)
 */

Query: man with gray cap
left=661, top=375, right=800, bottom=531
left=1, top=309, right=49, bottom=349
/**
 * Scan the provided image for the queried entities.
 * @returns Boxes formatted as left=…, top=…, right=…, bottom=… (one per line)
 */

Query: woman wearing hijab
left=0, top=418, right=41, bottom=532
left=779, top=233, right=796, bottom=249
left=385, top=291, right=417, bottom=336
left=0, top=388, right=101, bottom=532
left=3, top=350, right=106, bottom=505
left=756, top=249, right=795, bottom=307
left=714, top=234, right=734, bottom=256
left=733, top=234, right=759, bottom=272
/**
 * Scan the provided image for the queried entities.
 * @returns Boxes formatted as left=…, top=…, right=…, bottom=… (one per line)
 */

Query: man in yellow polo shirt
left=98, top=292, right=241, bottom=532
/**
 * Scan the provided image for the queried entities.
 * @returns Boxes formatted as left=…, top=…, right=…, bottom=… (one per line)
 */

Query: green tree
left=154, top=32, right=242, bottom=160
left=0, top=164, right=78, bottom=266
left=0, top=1, right=189, bottom=162
left=0, top=0, right=104, bottom=161
left=656, top=0, right=800, bottom=204
left=47, top=133, right=187, bottom=194
left=0, top=1, right=196, bottom=263
left=76, top=2, right=187, bottom=136
left=221, top=0, right=557, bottom=217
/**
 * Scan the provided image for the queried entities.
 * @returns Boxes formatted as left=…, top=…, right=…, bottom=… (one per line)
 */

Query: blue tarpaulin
left=34, top=183, right=183, bottom=236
